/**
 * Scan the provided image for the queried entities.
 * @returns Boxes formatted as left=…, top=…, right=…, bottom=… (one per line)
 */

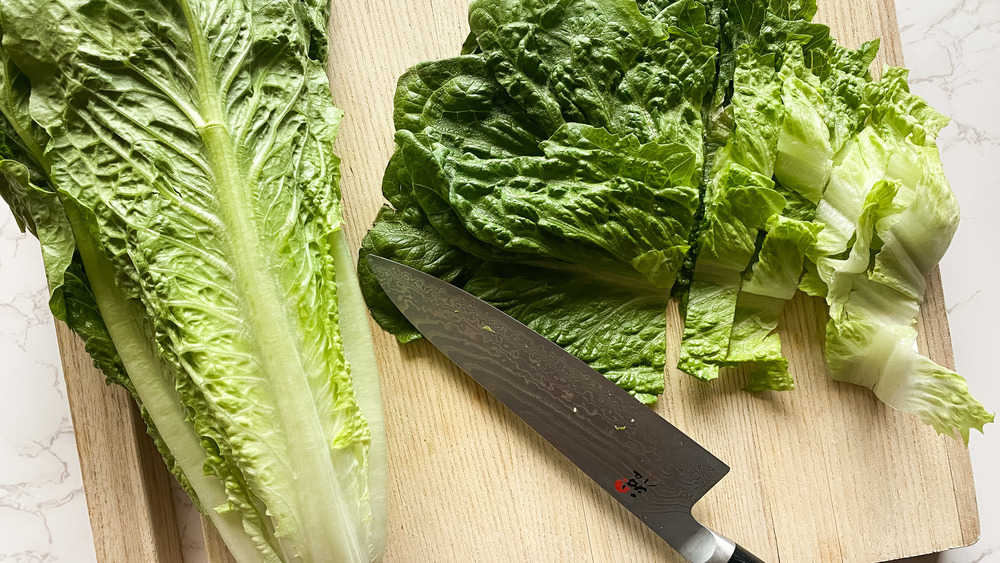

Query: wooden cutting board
left=56, top=0, right=980, bottom=562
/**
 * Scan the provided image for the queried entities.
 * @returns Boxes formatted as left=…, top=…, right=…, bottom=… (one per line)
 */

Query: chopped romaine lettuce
left=360, top=0, right=990, bottom=441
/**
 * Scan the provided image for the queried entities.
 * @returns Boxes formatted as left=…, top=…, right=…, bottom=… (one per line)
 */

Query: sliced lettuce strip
left=677, top=46, right=785, bottom=380
left=723, top=215, right=819, bottom=391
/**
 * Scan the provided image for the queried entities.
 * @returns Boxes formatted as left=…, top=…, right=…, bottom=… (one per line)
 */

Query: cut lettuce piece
left=815, top=69, right=992, bottom=441
left=725, top=215, right=820, bottom=391
left=827, top=320, right=991, bottom=444
left=700, top=44, right=829, bottom=390
left=678, top=164, right=784, bottom=380
left=774, top=46, right=833, bottom=204
left=678, top=46, right=785, bottom=380
left=710, top=47, right=785, bottom=178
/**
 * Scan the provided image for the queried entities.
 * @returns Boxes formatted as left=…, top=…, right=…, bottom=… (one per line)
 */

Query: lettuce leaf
left=724, top=215, right=819, bottom=391
left=677, top=45, right=785, bottom=380
left=359, top=2, right=718, bottom=403
left=360, top=0, right=990, bottom=440
left=814, top=71, right=992, bottom=441
left=0, top=1, right=387, bottom=561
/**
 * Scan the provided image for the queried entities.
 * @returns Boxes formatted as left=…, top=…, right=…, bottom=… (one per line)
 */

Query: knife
left=368, top=256, right=765, bottom=563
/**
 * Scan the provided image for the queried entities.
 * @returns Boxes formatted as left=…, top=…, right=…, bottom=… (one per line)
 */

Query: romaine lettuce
left=357, top=2, right=717, bottom=404
left=813, top=71, right=992, bottom=441
left=360, top=0, right=990, bottom=441
left=0, top=1, right=387, bottom=561
left=677, top=45, right=786, bottom=381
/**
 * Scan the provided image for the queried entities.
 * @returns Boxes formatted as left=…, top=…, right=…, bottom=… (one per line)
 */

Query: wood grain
left=326, top=1, right=980, bottom=561
left=57, top=1, right=980, bottom=562
left=202, top=515, right=239, bottom=563
left=56, top=322, right=182, bottom=563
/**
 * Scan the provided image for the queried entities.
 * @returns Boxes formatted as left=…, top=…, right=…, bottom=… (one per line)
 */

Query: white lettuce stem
left=61, top=200, right=266, bottom=563
left=177, top=0, right=365, bottom=558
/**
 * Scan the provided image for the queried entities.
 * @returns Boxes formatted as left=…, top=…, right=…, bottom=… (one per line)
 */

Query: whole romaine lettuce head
left=0, top=1, right=387, bottom=561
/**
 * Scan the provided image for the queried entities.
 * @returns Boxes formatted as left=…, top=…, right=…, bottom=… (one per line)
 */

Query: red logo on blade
left=615, top=472, right=658, bottom=498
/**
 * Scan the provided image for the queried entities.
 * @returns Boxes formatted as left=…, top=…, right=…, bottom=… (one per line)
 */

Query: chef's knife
left=368, top=256, right=764, bottom=563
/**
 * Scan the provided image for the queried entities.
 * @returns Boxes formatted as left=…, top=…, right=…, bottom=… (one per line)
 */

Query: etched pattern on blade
left=369, top=256, right=728, bottom=520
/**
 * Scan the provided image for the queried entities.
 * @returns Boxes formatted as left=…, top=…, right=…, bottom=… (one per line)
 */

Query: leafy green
left=677, top=46, right=785, bottom=380
left=0, top=1, right=387, bottom=561
left=357, top=1, right=719, bottom=403
left=360, top=0, right=989, bottom=440
left=813, top=71, right=992, bottom=441
left=469, top=0, right=716, bottom=147
left=677, top=164, right=784, bottom=380
left=724, top=215, right=819, bottom=391
left=773, top=46, right=833, bottom=204
left=403, top=122, right=702, bottom=288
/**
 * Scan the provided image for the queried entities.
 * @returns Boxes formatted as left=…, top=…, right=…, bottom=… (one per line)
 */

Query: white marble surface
left=1, top=2, right=997, bottom=562
left=0, top=214, right=95, bottom=562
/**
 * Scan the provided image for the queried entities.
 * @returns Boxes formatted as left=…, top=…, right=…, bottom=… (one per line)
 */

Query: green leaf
left=773, top=45, right=833, bottom=204
left=390, top=51, right=705, bottom=287
left=469, top=0, right=716, bottom=149
left=678, top=164, right=783, bottom=380
left=711, top=46, right=785, bottom=178
left=678, top=45, right=785, bottom=380
left=637, top=0, right=720, bottom=47
left=814, top=69, right=992, bottom=441
left=826, top=319, right=992, bottom=444
left=0, top=0, right=386, bottom=560
left=725, top=215, right=819, bottom=391
left=393, top=55, right=548, bottom=158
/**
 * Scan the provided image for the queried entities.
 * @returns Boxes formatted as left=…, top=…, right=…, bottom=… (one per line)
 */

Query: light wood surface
left=55, top=323, right=182, bottom=563
left=57, top=1, right=980, bottom=562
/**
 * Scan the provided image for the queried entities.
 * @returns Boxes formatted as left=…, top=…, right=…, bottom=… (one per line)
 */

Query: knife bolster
left=728, top=543, right=765, bottom=563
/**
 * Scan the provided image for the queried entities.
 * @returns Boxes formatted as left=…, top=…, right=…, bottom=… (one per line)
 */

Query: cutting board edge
left=55, top=320, right=184, bottom=563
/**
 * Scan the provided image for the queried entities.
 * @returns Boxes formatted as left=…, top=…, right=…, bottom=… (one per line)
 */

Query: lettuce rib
left=0, top=0, right=387, bottom=560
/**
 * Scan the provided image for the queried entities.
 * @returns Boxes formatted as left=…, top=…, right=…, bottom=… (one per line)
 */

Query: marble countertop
left=1, top=2, right=997, bottom=562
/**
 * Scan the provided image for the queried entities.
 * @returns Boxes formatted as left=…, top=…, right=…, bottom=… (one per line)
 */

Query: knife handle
left=728, top=543, right=765, bottom=563
left=692, top=523, right=765, bottom=563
